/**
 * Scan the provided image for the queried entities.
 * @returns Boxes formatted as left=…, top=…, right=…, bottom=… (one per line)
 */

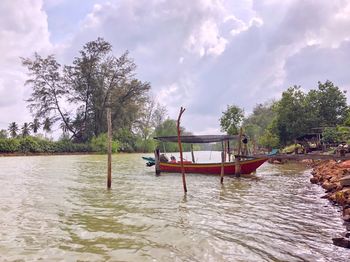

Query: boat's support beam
left=220, top=150, right=225, bottom=184
left=191, top=144, right=195, bottom=163
left=227, top=140, right=231, bottom=162
left=177, top=107, right=187, bottom=193
left=235, top=127, right=243, bottom=177
left=155, top=148, right=160, bottom=175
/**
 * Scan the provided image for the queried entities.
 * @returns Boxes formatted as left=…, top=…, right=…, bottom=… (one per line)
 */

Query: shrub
left=0, top=138, right=20, bottom=153
left=90, top=133, right=119, bottom=153
left=18, top=137, right=41, bottom=153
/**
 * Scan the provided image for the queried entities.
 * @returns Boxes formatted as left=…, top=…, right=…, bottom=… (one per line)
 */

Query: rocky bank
left=311, top=160, right=350, bottom=248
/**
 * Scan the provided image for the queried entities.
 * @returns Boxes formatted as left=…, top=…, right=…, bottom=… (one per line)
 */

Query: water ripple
left=0, top=154, right=349, bottom=261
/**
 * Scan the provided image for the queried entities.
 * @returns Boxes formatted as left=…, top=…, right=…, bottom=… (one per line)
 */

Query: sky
left=1, top=0, right=350, bottom=136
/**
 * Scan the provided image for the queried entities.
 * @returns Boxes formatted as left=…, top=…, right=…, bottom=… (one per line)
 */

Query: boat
left=143, top=135, right=268, bottom=175
left=158, top=157, right=267, bottom=175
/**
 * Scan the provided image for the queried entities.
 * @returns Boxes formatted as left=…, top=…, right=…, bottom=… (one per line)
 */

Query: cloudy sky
left=1, top=0, right=350, bottom=135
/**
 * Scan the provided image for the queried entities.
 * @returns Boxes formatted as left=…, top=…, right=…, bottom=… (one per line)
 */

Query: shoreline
left=310, top=160, right=350, bottom=248
left=0, top=152, right=99, bottom=157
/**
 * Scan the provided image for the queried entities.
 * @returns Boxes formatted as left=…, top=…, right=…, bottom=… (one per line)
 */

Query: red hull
left=159, top=158, right=267, bottom=175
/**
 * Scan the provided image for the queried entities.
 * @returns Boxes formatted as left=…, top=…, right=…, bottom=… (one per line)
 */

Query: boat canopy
left=153, top=135, right=238, bottom=144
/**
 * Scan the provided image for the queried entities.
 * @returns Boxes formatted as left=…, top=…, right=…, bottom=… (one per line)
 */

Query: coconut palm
left=21, top=122, right=31, bottom=137
left=8, top=122, right=19, bottom=138
left=30, top=118, right=41, bottom=134
left=42, top=117, right=52, bottom=137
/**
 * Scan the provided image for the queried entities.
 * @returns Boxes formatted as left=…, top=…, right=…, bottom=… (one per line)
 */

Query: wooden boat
left=159, top=157, right=267, bottom=175
left=144, top=135, right=268, bottom=175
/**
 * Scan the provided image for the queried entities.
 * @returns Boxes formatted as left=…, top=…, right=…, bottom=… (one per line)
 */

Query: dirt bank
left=311, top=160, right=350, bottom=248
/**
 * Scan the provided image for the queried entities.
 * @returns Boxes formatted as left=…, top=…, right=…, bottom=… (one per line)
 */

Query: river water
left=0, top=153, right=349, bottom=261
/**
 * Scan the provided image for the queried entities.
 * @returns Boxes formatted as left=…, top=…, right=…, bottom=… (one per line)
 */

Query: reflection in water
left=0, top=154, right=349, bottom=261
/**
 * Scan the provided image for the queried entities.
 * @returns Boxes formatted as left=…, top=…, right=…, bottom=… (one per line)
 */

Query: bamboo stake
left=235, top=128, right=243, bottom=177
left=220, top=142, right=225, bottom=184
left=107, top=106, right=112, bottom=189
left=177, top=107, right=187, bottom=193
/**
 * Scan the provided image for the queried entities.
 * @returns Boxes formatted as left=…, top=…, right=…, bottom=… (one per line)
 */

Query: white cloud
left=0, top=0, right=52, bottom=129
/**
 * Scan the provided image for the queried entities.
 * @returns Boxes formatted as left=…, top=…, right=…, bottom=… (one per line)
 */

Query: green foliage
left=344, top=111, right=350, bottom=127
left=115, top=128, right=136, bottom=152
left=322, top=127, right=341, bottom=144
left=0, top=139, right=20, bottom=153
left=272, top=81, right=348, bottom=146
left=0, top=136, right=91, bottom=154
left=220, top=105, right=244, bottom=135
left=134, top=136, right=156, bottom=153
left=19, top=137, right=40, bottom=153
left=0, top=129, right=7, bottom=139
left=243, top=101, right=276, bottom=142
left=258, top=129, right=280, bottom=149
left=90, top=133, right=119, bottom=153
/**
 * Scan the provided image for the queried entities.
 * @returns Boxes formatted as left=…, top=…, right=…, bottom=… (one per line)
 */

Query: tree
left=42, top=117, right=52, bottom=137
left=309, top=81, right=348, bottom=126
left=243, top=101, right=276, bottom=142
left=30, top=118, right=41, bottom=134
left=23, top=38, right=151, bottom=143
left=21, top=123, right=31, bottom=137
left=154, top=119, right=192, bottom=152
left=0, top=129, right=7, bottom=139
left=274, top=86, right=310, bottom=145
left=134, top=100, right=167, bottom=152
left=65, top=38, right=150, bottom=141
left=220, top=105, right=244, bottom=135
left=22, top=53, right=76, bottom=137
left=8, top=122, right=19, bottom=138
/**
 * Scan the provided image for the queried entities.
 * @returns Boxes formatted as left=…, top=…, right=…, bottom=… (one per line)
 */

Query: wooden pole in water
left=220, top=142, right=225, bottom=184
left=235, top=128, right=243, bottom=177
left=106, top=105, right=112, bottom=189
left=177, top=107, right=187, bottom=193
left=191, top=144, right=195, bottom=163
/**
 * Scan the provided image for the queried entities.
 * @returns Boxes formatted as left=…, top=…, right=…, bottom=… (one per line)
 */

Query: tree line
left=220, top=80, right=350, bottom=149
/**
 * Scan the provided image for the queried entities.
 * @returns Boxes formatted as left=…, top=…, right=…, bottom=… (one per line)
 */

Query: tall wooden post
left=235, top=128, right=243, bottom=177
left=191, top=144, right=195, bottom=163
left=220, top=142, right=225, bottom=184
left=106, top=105, right=112, bottom=189
left=177, top=107, right=187, bottom=193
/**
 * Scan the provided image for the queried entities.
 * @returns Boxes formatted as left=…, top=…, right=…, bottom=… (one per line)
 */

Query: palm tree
left=30, top=118, right=41, bottom=134
left=21, top=123, right=31, bottom=137
left=8, top=122, right=19, bottom=138
left=42, top=117, right=52, bottom=137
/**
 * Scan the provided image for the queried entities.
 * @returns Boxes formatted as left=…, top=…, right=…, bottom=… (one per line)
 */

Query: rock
left=310, top=177, right=318, bottom=184
left=322, top=181, right=337, bottom=192
left=345, top=232, right=350, bottom=238
left=339, top=160, right=350, bottom=169
left=340, top=175, right=350, bottom=187
left=332, top=237, right=350, bottom=248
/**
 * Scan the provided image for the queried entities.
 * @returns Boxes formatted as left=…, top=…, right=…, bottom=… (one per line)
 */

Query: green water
left=0, top=153, right=349, bottom=261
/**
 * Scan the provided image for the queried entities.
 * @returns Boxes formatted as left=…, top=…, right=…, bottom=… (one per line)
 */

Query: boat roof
left=153, top=135, right=239, bottom=144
